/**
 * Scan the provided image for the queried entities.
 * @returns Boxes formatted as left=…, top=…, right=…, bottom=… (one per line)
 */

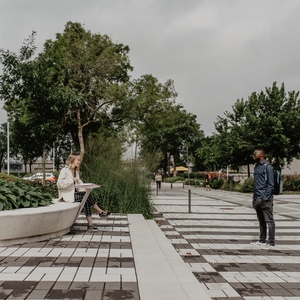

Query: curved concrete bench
left=0, top=201, right=80, bottom=246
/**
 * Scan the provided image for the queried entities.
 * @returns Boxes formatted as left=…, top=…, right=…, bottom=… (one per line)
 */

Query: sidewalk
left=0, top=184, right=299, bottom=299
left=152, top=182, right=300, bottom=299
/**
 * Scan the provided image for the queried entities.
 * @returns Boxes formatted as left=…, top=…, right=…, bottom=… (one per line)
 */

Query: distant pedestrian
left=205, top=171, right=211, bottom=191
left=155, top=172, right=162, bottom=189
left=251, top=148, right=276, bottom=250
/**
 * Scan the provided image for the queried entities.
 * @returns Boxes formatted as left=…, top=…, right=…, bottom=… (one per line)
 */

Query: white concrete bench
left=0, top=201, right=80, bottom=246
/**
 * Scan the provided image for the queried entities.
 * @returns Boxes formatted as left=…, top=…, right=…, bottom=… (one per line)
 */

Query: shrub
left=184, top=179, right=203, bottom=186
left=220, top=179, right=236, bottom=191
left=283, top=175, right=300, bottom=192
left=240, top=177, right=254, bottom=193
left=164, top=176, right=184, bottom=183
left=211, top=179, right=224, bottom=189
left=0, top=174, right=53, bottom=211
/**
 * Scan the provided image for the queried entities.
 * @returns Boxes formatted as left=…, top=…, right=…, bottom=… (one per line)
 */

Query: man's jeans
left=253, top=196, right=275, bottom=246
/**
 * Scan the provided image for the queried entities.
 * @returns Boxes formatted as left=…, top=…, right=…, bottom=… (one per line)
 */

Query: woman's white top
left=57, top=166, right=83, bottom=202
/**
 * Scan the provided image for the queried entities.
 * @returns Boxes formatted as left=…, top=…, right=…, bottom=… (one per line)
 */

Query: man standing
left=251, top=148, right=276, bottom=250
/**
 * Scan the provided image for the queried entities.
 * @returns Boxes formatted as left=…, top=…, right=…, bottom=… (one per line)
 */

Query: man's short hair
left=255, top=148, right=265, bottom=155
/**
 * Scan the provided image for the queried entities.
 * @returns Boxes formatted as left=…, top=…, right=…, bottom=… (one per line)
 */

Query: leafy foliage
left=212, top=82, right=300, bottom=173
left=81, top=133, right=153, bottom=218
left=240, top=177, right=254, bottom=193
left=282, top=175, right=300, bottom=192
left=0, top=174, right=53, bottom=210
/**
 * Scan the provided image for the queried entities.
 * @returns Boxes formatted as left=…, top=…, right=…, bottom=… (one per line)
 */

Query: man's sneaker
left=87, top=225, right=98, bottom=232
left=250, top=241, right=267, bottom=246
left=262, top=244, right=274, bottom=250
left=99, top=211, right=111, bottom=217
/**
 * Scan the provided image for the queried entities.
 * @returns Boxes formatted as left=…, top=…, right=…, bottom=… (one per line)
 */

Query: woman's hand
left=73, top=177, right=79, bottom=184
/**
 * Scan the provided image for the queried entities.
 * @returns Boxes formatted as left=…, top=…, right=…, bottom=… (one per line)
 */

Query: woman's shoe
left=99, top=211, right=111, bottom=217
left=87, top=225, right=98, bottom=232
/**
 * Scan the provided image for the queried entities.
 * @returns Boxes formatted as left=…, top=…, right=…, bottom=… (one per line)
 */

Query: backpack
left=264, top=163, right=281, bottom=195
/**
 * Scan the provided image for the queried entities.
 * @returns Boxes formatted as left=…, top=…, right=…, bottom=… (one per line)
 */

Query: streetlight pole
left=187, top=144, right=190, bottom=186
left=7, top=121, right=10, bottom=175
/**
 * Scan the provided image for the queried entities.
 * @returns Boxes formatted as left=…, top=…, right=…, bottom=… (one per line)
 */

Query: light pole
left=187, top=144, right=190, bottom=186
left=7, top=121, right=10, bottom=175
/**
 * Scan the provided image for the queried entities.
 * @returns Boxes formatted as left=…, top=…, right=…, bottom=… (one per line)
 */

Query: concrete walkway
left=0, top=183, right=299, bottom=299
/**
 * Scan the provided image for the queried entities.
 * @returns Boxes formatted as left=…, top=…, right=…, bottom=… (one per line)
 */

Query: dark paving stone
left=52, top=281, right=71, bottom=290
left=194, top=272, right=227, bottom=283
left=2, top=281, right=36, bottom=290
left=182, top=256, right=207, bottom=263
left=110, top=242, right=132, bottom=249
left=23, top=257, right=56, bottom=267
left=46, top=289, right=85, bottom=299
left=0, top=287, right=13, bottom=299
left=103, top=289, right=140, bottom=300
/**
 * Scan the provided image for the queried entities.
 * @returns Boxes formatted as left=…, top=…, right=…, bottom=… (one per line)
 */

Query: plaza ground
left=0, top=183, right=299, bottom=299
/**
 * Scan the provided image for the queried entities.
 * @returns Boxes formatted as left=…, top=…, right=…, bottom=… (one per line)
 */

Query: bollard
left=171, top=182, right=173, bottom=189
left=183, top=181, right=184, bottom=189
left=230, top=180, right=232, bottom=192
left=188, top=189, right=191, bottom=213
left=195, top=180, right=197, bottom=188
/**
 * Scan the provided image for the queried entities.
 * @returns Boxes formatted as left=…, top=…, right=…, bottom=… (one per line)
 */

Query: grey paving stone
left=35, top=281, right=54, bottom=290
left=69, top=282, right=104, bottom=290
left=105, top=282, right=121, bottom=289
left=121, top=282, right=139, bottom=290
left=288, top=289, right=300, bottom=296
left=265, top=288, right=294, bottom=297
left=26, top=289, right=49, bottom=299
left=52, top=281, right=71, bottom=290
left=84, top=290, right=103, bottom=299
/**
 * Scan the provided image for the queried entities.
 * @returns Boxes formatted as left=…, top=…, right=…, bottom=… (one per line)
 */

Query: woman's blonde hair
left=66, top=154, right=81, bottom=171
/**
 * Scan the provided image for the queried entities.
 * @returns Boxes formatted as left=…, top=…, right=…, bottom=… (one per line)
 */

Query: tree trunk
left=77, top=109, right=85, bottom=160
left=247, top=164, right=250, bottom=177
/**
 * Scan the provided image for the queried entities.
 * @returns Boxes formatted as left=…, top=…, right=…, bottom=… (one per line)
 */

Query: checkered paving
left=0, top=214, right=140, bottom=300
left=152, top=184, right=300, bottom=300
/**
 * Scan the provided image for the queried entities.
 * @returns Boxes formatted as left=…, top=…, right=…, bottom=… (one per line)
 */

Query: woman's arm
left=57, top=167, right=74, bottom=189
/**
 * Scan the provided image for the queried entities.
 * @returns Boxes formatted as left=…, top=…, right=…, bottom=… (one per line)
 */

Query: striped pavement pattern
left=152, top=184, right=300, bottom=300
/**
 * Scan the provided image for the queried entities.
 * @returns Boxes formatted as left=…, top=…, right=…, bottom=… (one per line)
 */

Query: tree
left=213, top=82, right=300, bottom=175
left=40, top=21, right=133, bottom=158
left=127, top=74, right=204, bottom=173
left=0, top=32, right=64, bottom=177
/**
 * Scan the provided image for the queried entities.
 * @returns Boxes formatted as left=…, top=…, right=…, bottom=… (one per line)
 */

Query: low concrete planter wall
left=0, top=201, right=80, bottom=246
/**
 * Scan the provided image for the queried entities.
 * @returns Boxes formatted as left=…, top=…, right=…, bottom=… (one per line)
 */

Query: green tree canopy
left=40, top=21, right=133, bottom=158
left=213, top=82, right=300, bottom=173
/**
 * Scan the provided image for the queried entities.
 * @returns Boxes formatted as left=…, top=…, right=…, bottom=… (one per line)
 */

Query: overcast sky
left=1, top=0, right=300, bottom=136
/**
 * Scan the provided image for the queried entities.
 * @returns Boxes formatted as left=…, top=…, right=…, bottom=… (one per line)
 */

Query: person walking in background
left=251, top=148, right=276, bottom=250
left=57, top=154, right=111, bottom=232
left=205, top=171, right=211, bottom=191
left=155, top=172, right=162, bottom=189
